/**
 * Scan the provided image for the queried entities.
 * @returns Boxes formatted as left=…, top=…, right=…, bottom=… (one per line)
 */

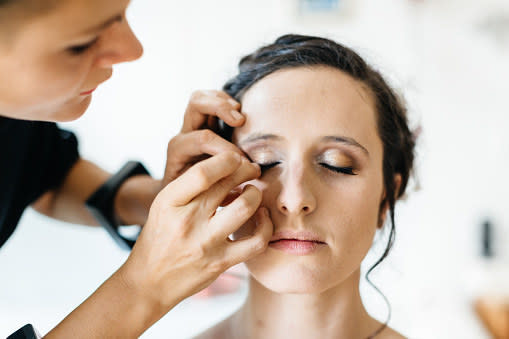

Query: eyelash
left=319, top=163, right=356, bottom=175
left=258, top=162, right=356, bottom=175
left=68, top=38, right=98, bottom=55
left=258, top=162, right=280, bottom=172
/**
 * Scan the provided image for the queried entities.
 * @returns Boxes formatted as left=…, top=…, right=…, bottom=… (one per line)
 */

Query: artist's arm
left=31, top=158, right=159, bottom=226
left=43, top=266, right=167, bottom=339
left=44, top=152, right=273, bottom=338
left=31, top=90, right=244, bottom=227
left=39, top=90, right=270, bottom=338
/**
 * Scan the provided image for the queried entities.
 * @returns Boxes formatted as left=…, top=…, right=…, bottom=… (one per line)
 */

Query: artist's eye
left=68, top=38, right=98, bottom=55
left=319, top=163, right=356, bottom=175
left=258, top=162, right=280, bottom=172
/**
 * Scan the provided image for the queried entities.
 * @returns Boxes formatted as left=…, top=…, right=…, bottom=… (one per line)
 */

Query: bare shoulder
left=192, top=316, right=232, bottom=339
left=366, top=316, right=406, bottom=339
left=376, top=325, right=407, bottom=339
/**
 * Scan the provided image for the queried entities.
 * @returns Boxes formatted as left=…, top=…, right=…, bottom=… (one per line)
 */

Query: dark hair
left=0, top=0, right=53, bottom=7
left=220, top=34, right=415, bottom=337
left=0, top=0, right=58, bottom=15
left=0, top=0, right=59, bottom=42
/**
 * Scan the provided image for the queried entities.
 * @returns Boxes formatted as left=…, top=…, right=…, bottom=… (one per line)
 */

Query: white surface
left=2, top=0, right=509, bottom=337
left=0, top=210, right=248, bottom=338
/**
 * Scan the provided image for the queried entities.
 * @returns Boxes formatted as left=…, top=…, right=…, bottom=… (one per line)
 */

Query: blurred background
left=1, top=0, right=509, bottom=337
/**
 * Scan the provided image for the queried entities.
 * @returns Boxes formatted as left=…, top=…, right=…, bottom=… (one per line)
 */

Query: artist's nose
left=276, top=164, right=316, bottom=216
left=95, top=18, right=144, bottom=68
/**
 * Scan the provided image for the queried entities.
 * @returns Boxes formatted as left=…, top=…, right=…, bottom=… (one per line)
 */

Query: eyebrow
left=322, top=136, right=369, bottom=156
left=238, top=133, right=282, bottom=146
left=82, top=14, right=123, bottom=34
left=239, top=133, right=369, bottom=156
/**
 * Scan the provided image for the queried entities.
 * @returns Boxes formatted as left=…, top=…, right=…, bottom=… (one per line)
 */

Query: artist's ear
left=378, top=174, right=402, bottom=228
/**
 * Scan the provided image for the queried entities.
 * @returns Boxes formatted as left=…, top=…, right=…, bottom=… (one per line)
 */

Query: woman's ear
left=378, top=174, right=402, bottom=229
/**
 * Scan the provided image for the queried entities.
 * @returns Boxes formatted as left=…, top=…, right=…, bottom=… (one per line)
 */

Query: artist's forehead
left=21, top=0, right=129, bottom=36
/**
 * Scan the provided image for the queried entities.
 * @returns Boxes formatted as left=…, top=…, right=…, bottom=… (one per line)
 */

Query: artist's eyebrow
left=239, top=133, right=282, bottom=146
left=322, top=135, right=369, bottom=156
left=82, top=14, right=123, bottom=34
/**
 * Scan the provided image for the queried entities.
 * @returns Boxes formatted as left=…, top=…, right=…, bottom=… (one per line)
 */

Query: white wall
left=1, top=0, right=508, bottom=338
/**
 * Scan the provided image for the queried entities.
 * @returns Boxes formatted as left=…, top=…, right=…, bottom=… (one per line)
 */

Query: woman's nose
left=95, top=19, right=143, bottom=68
left=276, top=165, right=316, bottom=216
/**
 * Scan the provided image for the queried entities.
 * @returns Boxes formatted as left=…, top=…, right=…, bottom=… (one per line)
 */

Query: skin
left=0, top=0, right=141, bottom=121
left=196, top=66, right=405, bottom=339
left=0, top=1, right=274, bottom=337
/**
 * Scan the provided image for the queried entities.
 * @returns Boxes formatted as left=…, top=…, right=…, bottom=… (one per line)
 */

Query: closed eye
left=319, top=163, right=356, bottom=175
left=68, top=38, right=98, bottom=55
left=258, top=162, right=280, bottom=172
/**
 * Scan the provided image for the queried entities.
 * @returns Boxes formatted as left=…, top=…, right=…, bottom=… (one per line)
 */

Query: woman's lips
left=269, top=239, right=326, bottom=255
left=80, top=88, right=96, bottom=96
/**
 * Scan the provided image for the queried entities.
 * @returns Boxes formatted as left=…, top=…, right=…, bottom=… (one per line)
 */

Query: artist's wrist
left=44, top=266, right=169, bottom=339
left=108, top=267, right=169, bottom=336
left=114, top=176, right=161, bottom=226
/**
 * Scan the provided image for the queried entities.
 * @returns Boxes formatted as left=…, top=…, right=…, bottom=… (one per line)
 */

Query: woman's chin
left=247, top=258, right=336, bottom=295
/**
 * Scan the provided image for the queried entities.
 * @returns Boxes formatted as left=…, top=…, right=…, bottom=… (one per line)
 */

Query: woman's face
left=233, top=66, right=386, bottom=294
left=0, top=0, right=142, bottom=122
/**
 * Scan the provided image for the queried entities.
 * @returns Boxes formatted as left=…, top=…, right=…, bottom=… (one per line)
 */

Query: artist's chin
left=1, top=95, right=92, bottom=122
left=51, top=95, right=92, bottom=122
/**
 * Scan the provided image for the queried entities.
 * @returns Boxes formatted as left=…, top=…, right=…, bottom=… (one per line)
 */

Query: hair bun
left=274, top=34, right=315, bottom=45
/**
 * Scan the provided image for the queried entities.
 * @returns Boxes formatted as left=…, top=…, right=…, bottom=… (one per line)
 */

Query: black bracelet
left=85, top=161, right=150, bottom=250
left=7, top=324, right=41, bottom=339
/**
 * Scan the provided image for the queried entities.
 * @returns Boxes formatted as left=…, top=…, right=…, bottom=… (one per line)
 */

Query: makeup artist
left=0, top=0, right=273, bottom=338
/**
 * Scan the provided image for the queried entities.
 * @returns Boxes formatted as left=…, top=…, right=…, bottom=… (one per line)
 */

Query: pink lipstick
left=269, top=231, right=326, bottom=255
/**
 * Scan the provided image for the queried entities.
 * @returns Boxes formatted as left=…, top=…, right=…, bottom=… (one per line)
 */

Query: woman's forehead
left=236, top=67, right=380, bottom=151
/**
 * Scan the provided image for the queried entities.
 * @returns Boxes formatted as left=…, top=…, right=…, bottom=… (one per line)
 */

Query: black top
left=0, top=117, right=79, bottom=249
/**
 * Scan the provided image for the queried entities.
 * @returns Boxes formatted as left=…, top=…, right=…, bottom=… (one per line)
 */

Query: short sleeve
left=27, top=122, right=80, bottom=200
left=0, top=118, right=80, bottom=248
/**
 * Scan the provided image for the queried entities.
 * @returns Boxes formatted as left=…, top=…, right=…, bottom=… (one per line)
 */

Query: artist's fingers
left=181, top=90, right=243, bottom=133
left=220, top=188, right=242, bottom=207
left=163, top=129, right=247, bottom=186
left=200, top=159, right=260, bottom=213
left=212, top=90, right=236, bottom=101
left=168, top=129, right=244, bottom=163
left=209, top=185, right=263, bottom=239
left=160, top=151, right=242, bottom=206
left=222, top=207, right=273, bottom=265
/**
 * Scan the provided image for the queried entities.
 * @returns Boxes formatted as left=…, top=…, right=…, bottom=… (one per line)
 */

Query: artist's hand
left=114, top=90, right=245, bottom=226
left=119, top=151, right=273, bottom=312
left=162, top=90, right=245, bottom=188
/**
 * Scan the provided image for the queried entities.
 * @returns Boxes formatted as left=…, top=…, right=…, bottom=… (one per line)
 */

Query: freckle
left=256, top=319, right=265, bottom=328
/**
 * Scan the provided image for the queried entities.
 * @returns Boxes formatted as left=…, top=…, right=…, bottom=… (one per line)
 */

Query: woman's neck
left=229, top=269, right=377, bottom=339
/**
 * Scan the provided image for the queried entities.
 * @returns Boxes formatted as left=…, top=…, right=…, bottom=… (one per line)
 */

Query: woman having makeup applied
left=1, top=1, right=273, bottom=338
left=193, top=34, right=416, bottom=339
